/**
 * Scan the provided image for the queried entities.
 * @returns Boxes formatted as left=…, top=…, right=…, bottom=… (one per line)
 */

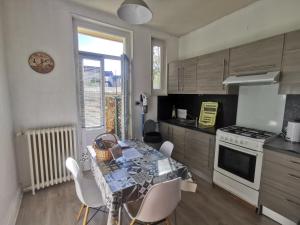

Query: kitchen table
left=87, top=139, right=192, bottom=225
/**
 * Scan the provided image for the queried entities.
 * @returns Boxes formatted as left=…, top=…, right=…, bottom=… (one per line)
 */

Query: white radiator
left=25, top=126, right=77, bottom=194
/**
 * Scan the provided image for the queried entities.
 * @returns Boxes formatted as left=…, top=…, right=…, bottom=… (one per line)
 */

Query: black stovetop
left=220, top=125, right=276, bottom=140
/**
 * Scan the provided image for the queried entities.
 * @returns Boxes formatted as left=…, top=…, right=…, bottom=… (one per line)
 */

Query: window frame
left=151, top=38, right=166, bottom=95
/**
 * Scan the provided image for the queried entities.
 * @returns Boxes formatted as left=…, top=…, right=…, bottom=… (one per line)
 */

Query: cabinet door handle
left=177, top=67, right=180, bottom=92
left=222, top=59, right=226, bottom=90
left=182, top=68, right=184, bottom=92
left=286, top=198, right=300, bottom=207
left=288, top=173, right=300, bottom=180
left=289, top=160, right=300, bottom=165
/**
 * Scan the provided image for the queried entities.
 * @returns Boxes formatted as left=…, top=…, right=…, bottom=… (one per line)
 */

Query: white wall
left=3, top=0, right=178, bottom=141
left=0, top=0, right=20, bottom=224
left=179, top=0, right=300, bottom=59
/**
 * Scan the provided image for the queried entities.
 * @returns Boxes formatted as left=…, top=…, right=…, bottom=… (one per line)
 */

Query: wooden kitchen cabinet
left=167, top=61, right=180, bottom=93
left=159, top=122, right=185, bottom=162
left=171, top=125, right=186, bottom=162
left=181, top=57, right=198, bottom=93
left=197, top=50, right=236, bottom=94
left=280, top=30, right=300, bottom=94
left=184, top=129, right=215, bottom=181
left=229, top=35, right=284, bottom=76
left=260, top=149, right=300, bottom=223
left=159, top=122, right=216, bottom=181
left=167, top=57, right=197, bottom=94
left=160, top=121, right=171, bottom=140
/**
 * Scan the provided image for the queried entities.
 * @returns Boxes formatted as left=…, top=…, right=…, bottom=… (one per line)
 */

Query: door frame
left=72, top=17, right=133, bottom=155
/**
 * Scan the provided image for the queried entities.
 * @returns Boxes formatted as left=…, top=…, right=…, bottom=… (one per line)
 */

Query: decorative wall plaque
left=28, top=52, right=54, bottom=74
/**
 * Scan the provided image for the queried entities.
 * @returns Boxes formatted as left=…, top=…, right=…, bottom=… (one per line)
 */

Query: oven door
left=214, top=140, right=263, bottom=190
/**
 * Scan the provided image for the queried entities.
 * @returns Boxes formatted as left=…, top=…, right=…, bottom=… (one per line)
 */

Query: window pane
left=81, top=58, right=104, bottom=128
left=152, top=45, right=161, bottom=90
left=78, top=33, right=123, bottom=56
left=104, top=59, right=122, bottom=95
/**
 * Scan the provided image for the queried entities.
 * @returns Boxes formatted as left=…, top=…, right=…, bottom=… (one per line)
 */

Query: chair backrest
left=159, top=141, right=174, bottom=157
left=143, top=120, right=157, bottom=136
left=66, top=157, right=86, bottom=205
left=135, top=178, right=181, bottom=223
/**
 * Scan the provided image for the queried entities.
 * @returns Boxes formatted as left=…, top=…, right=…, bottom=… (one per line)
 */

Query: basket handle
left=94, top=132, right=118, bottom=144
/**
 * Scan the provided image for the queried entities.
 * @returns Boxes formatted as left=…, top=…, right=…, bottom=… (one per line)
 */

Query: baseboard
left=262, top=206, right=296, bottom=225
left=6, top=188, right=23, bottom=225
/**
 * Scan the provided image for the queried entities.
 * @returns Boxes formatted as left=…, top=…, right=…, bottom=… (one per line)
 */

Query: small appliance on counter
left=177, top=109, right=187, bottom=119
left=285, top=120, right=300, bottom=142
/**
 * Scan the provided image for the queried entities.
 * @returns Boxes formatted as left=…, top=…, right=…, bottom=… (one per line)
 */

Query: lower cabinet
left=160, top=122, right=185, bottom=163
left=159, top=122, right=216, bottom=181
left=259, top=149, right=300, bottom=223
left=184, top=129, right=215, bottom=180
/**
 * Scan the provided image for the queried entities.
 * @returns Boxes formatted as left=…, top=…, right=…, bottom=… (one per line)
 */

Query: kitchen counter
left=160, top=119, right=217, bottom=135
left=263, top=136, right=300, bottom=157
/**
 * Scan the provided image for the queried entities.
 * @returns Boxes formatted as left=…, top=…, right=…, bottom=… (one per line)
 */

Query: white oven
left=214, top=139, right=263, bottom=190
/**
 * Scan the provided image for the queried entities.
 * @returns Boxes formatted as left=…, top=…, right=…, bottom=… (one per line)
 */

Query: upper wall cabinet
left=229, top=35, right=284, bottom=76
left=181, top=57, right=198, bottom=93
left=197, top=50, right=234, bottom=94
left=168, top=61, right=180, bottom=94
left=280, top=30, right=300, bottom=94
left=167, top=58, right=197, bottom=94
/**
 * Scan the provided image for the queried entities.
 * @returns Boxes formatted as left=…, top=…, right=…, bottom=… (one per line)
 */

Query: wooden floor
left=16, top=177, right=278, bottom=225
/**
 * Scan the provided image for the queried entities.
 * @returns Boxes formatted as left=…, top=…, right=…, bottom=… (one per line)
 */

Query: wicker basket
left=93, top=133, right=120, bottom=161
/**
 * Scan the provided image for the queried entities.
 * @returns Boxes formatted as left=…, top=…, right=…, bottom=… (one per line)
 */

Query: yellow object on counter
left=199, top=102, right=218, bottom=127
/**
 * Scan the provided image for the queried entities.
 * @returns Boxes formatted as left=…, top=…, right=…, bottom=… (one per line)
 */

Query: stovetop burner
left=220, top=125, right=276, bottom=139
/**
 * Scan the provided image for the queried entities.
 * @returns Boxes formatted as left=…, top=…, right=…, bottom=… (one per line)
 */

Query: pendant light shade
left=117, top=0, right=152, bottom=24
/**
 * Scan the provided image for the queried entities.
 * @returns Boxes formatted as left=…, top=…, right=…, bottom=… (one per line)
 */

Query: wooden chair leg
left=76, top=204, right=85, bottom=221
left=129, top=218, right=136, bottom=225
left=82, top=206, right=90, bottom=225
left=165, top=217, right=171, bottom=225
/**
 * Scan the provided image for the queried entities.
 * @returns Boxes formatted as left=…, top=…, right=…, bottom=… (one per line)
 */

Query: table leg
left=107, top=209, right=114, bottom=225
left=118, top=206, right=123, bottom=225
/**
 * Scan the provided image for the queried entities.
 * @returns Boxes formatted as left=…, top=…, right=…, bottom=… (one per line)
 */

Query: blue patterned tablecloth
left=88, top=140, right=191, bottom=223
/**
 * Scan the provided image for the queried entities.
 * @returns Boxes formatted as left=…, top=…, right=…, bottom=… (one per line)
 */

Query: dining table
left=87, top=139, right=193, bottom=225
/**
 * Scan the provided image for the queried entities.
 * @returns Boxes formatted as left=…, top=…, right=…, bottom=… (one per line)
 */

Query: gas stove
left=214, top=125, right=278, bottom=207
left=220, top=125, right=276, bottom=140
left=217, top=125, right=277, bottom=151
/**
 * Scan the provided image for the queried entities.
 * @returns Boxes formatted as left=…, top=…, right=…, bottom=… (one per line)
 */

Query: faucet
left=186, top=113, right=199, bottom=127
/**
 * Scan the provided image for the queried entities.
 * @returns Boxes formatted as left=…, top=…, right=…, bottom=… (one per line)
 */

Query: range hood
left=223, top=71, right=280, bottom=86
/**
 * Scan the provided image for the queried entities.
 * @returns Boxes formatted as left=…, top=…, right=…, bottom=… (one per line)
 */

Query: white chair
left=159, top=141, right=174, bottom=158
left=66, top=157, right=106, bottom=225
left=124, top=178, right=181, bottom=225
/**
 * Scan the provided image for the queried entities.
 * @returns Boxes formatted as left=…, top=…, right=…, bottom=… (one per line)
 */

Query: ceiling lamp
left=117, top=0, right=152, bottom=24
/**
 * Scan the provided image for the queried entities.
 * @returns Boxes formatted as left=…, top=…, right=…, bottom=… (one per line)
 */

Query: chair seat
left=144, top=132, right=162, bottom=143
left=81, top=172, right=105, bottom=208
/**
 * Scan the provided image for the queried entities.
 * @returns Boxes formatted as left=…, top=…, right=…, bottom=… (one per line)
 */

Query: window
left=79, top=57, right=104, bottom=128
left=78, top=27, right=124, bottom=56
left=152, top=38, right=166, bottom=94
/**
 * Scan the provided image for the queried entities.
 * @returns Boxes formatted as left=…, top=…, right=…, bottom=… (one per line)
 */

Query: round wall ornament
left=28, top=52, right=55, bottom=74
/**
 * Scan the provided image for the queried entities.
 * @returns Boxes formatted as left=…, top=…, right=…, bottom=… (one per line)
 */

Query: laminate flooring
left=16, top=177, right=278, bottom=225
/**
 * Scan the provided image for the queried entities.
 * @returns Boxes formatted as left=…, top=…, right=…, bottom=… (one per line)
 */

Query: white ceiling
left=70, top=0, right=258, bottom=36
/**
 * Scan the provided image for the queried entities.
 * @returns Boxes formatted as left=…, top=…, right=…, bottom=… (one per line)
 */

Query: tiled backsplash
left=157, top=94, right=238, bottom=128
left=283, top=95, right=300, bottom=129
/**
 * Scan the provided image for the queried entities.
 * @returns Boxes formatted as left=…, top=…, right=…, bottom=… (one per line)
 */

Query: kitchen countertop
left=160, top=119, right=217, bottom=135
left=264, top=136, right=300, bottom=157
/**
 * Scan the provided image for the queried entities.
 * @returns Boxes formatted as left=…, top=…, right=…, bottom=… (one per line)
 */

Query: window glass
left=78, top=33, right=123, bottom=56
left=81, top=58, right=104, bottom=128
left=152, top=45, right=162, bottom=90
